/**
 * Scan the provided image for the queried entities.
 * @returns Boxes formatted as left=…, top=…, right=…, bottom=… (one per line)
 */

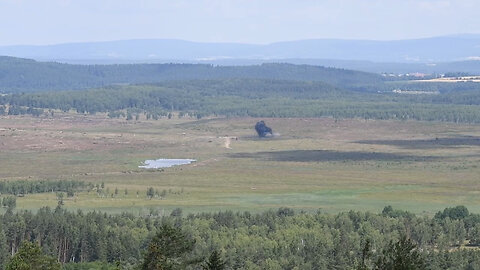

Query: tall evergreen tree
left=202, top=250, right=227, bottom=270
left=5, top=241, right=61, bottom=270
left=375, top=236, right=426, bottom=270
left=141, top=224, right=195, bottom=270
left=0, top=225, right=8, bottom=269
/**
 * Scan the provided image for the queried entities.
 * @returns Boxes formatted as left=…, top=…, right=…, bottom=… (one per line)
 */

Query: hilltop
left=0, top=56, right=382, bottom=93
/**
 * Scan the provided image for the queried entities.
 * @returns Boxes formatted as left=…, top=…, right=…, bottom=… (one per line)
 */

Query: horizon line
left=1, top=33, right=479, bottom=47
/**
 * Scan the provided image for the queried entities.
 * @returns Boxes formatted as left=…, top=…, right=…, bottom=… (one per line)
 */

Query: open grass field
left=1, top=113, right=480, bottom=215
left=413, top=76, right=480, bottom=83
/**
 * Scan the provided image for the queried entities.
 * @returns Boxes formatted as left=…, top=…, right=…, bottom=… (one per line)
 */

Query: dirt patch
left=224, top=137, right=231, bottom=149
left=0, top=114, right=143, bottom=152
left=220, top=136, right=237, bottom=149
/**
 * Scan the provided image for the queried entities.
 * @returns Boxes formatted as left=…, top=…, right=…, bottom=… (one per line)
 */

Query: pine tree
left=375, top=236, right=426, bottom=270
left=0, top=226, right=8, bottom=269
left=202, top=250, right=227, bottom=270
left=5, top=241, right=61, bottom=270
left=141, top=224, right=195, bottom=270
left=356, top=239, right=371, bottom=270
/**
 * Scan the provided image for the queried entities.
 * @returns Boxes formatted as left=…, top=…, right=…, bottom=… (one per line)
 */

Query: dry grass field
left=1, top=113, right=480, bottom=215
left=413, top=76, right=480, bottom=83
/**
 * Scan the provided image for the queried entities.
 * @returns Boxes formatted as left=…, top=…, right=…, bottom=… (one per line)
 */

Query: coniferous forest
left=1, top=205, right=480, bottom=269
left=2, top=57, right=480, bottom=124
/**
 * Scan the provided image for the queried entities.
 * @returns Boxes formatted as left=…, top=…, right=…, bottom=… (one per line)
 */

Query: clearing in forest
left=1, top=113, right=480, bottom=215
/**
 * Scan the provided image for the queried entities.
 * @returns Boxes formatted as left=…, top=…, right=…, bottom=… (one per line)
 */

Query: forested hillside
left=0, top=79, right=348, bottom=114
left=3, top=79, right=480, bottom=123
left=2, top=56, right=480, bottom=123
left=0, top=56, right=383, bottom=93
left=0, top=206, right=479, bottom=269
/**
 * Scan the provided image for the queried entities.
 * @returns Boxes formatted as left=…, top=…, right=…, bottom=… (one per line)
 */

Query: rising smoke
left=255, top=121, right=273, bottom=137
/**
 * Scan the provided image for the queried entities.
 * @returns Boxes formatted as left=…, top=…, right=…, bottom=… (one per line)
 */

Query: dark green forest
left=3, top=79, right=480, bottom=123
left=2, top=56, right=480, bottom=123
left=0, top=206, right=479, bottom=269
left=0, top=56, right=382, bottom=93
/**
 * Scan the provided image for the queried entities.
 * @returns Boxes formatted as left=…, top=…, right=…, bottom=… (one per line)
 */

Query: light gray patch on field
left=139, top=159, right=196, bottom=169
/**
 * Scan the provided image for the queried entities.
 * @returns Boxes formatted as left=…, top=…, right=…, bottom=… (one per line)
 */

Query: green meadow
left=2, top=114, right=480, bottom=215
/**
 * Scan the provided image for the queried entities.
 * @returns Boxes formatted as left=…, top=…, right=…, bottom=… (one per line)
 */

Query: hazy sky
left=0, top=0, right=478, bottom=46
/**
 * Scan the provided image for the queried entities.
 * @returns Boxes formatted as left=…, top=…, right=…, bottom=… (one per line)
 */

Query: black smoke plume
left=255, top=121, right=273, bottom=137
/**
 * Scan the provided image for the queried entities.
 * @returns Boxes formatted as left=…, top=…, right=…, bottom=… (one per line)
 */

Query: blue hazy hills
left=0, top=34, right=479, bottom=64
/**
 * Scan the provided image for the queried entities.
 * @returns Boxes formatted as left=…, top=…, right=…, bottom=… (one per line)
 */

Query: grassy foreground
left=1, top=113, right=480, bottom=215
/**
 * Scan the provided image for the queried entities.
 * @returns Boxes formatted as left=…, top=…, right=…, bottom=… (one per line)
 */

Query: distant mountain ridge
left=1, top=35, right=480, bottom=63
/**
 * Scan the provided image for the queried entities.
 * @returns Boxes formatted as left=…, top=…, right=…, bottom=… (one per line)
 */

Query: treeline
left=0, top=79, right=353, bottom=116
left=0, top=206, right=480, bottom=269
left=0, top=105, right=45, bottom=117
left=0, top=180, right=87, bottom=195
left=9, top=105, right=43, bottom=116
left=3, top=79, right=480, bottom=123
left=420, top=87, right=480, bottom=105
left=0, top=56, right=383, bottom=93
left=384, top=80, right=480, bottom=94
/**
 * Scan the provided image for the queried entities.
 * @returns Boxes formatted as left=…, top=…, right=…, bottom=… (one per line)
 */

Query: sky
left=0, top=0, right=479, bottom=46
